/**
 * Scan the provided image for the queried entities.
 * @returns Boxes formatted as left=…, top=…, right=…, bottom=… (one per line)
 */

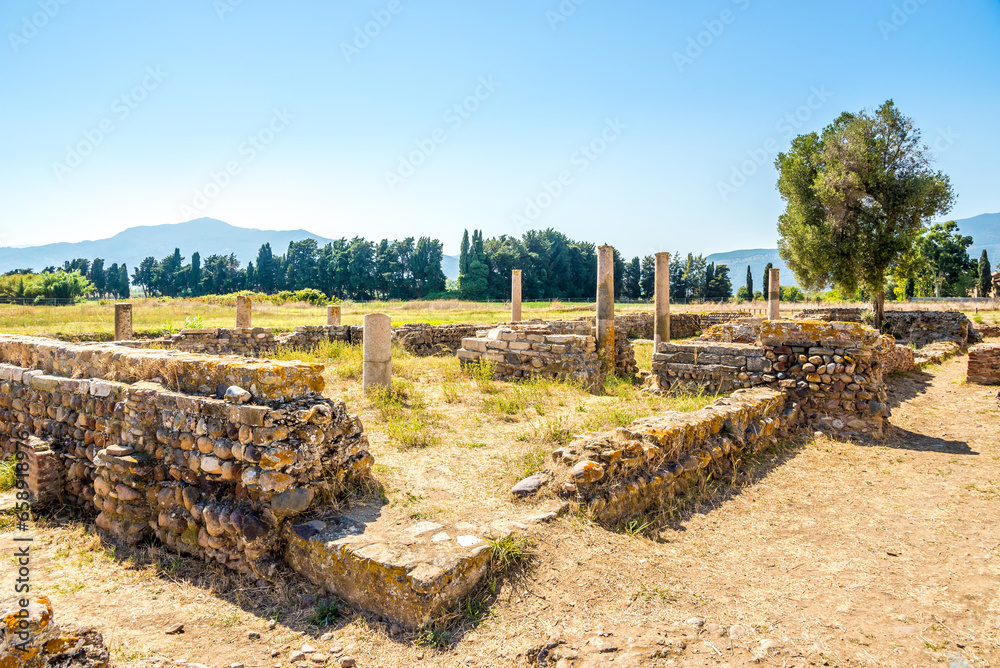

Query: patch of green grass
left=621, top=518, right=651, bottom=536
left=502, top=445, right=550, bottom=482
left=485, top=533, right=535, bottom=573
left=0, top=457, right=16, bottom=492
left=539, top=416, right=574, bottom=444
left=415, top=626, right=451, bottom=649
left=309, top=600, right=341, bottom=626
left=368, top=380, right=438, bottom=448
left=466, top=359, right=497, bottom=392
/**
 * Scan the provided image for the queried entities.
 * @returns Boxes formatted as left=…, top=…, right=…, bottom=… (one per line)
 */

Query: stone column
left=114, top=302, right=132, bottom=341
left=768, top=268, right=780, bottom=320
left=596, top=245, right=615, bottom=375
left=363, top=313, right=392, bottom=393
left=511, top=270, right=522, bottom=323
left=654, top=253, right=670, bottom=347
left=327, top=305, right=341, bottom=326
left=236, top=295, right=252, bottom=328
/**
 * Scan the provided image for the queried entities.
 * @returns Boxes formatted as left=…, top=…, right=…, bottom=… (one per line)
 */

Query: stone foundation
left=0, top=596, right=110, bottom=668
left=967, top=343, right=1000, bottom=384
left=795, top=308, right=981, bottom=346
left=519, top=387, right=799, bottom=525
left=0, top=335, right=372, bottom=579
left=649, top=321, right=890, bottom=439
left=457, top=324, right=602, bottom=391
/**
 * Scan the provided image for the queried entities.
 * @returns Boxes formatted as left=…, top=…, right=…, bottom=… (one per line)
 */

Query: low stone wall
left=280, top=325, right=362, bottom=348
left=699, top=318, right=765, bottom=343
left=516, top=387, right=799, bottom=525
left=793, top=307, right=864, bottom=322
left=879, top=338, right=917, bottom=375
left=649, top=321, right=889, bottom=439
left=456, top=325, right=601, bottom=391
left=973, top=321, right=1000, bottom=338
left=0, top=334, right=323, bottom=402
left=883, top=311, right=979, bottom=346
left=0, top=335, right=373, bottom=579
left=393, top=323, right=485, bottom=356
left=650, top=341, right=772, bottom=393
left=967, top=343, right=1000, bottom=384
left=614, top=313, right=653, bottom=339
left=668, top=311, right=753, bottom=339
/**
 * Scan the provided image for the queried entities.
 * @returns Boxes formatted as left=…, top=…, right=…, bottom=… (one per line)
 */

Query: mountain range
left=1, top=213, right=996, bottom=287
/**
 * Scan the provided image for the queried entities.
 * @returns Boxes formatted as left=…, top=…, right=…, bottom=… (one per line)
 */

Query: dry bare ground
left=2, top=350, right=998, bottom=667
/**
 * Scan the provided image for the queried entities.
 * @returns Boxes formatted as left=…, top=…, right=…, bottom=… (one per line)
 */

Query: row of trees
left=456, top=228, right=736, bottom=302
left=128, top=237, right=448, bottom=300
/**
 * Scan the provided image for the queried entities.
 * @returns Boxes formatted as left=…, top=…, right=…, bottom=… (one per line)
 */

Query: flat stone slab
left=284, top=515, right=496, bottom=629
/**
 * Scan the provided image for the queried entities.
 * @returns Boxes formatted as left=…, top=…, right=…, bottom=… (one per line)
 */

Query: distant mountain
left=705, top=248, right=794, bottom=290
left=442, top=254, right=459, bottom=281
left=0, top=218, right=337, bottom=275
left=955, top=212, right=1000, bottom=262
left=706, top=212, right=1000, bottom=290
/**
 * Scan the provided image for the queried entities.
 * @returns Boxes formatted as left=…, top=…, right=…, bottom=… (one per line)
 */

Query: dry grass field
left=1, top=301, right=998, bottom=667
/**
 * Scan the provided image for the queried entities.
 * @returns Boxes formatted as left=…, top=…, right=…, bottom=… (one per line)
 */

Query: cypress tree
left=459, top=230, right=470, bottom=275
left=978, top=250, right=992, bottom=297
left=745, top=265, right=753, bottom=300
left=762, top=262, right=773, bottom=297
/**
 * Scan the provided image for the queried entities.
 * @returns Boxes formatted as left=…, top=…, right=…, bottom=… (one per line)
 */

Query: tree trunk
left=873, top=289, right=885, bottom=332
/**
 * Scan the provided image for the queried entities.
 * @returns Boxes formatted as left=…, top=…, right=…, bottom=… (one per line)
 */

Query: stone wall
left=793, top=307, right=864, bottom=322
left=0, top=335, right=373, bottom=578
left=879, top=338, right=917, bottom=375
left=517, top=387, right=799, bottom=525
left=613, top=313, right=653, bottom=340
left=280, top=325, right=362, bottom=348
left=667, top=311, right=753, bottom=339
left=967, top=343, right=1000, bottom=385
left=456, top=324, right=602, bottom=391
left=393, top=323, right=485, bottom=356
left=133, top=325, right=362, bottom=356
left=648, top=321, right=890, bottom=439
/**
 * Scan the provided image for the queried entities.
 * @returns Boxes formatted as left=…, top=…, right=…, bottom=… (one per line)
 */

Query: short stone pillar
left=596, top=245, right=615, bottom=375
left=511, top=270, right=522, bottom=323
left=236, top=295, right=252, bottom=328
left=327, top=305, right=341, bottom=326
left=654, top=253, right=670, bottom=347
left=768, top=268, right=780, bottom=320
left=363, top=313, right=392, bottom=393
left=114, top=302, right=132, bottom=341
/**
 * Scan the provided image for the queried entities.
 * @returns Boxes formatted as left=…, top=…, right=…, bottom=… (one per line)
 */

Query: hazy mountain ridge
left=2, top=214, right=995, bottom=287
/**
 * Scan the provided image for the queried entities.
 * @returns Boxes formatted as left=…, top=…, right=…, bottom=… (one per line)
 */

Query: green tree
left=190, top=252, right=202, bottom=296
left=89, top=258, right=106, bottom=297
left=639, top=255, right=656, bottom=299
left=459, top=230, right=470, bottom=276
left=775, top=100, right=955, bottom=328
left=745, top=265, right=753, bottom=301
left=978, top=250, right=992, bottom=298
left=761, top=262, right=773, bottom=299
left=132, top=257, right=156, bottom=296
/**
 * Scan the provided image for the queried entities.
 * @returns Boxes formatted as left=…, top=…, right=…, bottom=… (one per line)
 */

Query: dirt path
left=2, top=354, right=998, bottom=667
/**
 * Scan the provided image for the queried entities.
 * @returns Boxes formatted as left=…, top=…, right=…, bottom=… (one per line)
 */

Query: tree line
left=456, top=227, right=735, bottom=302
left=127, top=236, right=447, bottom=300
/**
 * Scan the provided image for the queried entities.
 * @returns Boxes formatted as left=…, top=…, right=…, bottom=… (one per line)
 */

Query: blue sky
left=2, top=0, right=998, bottom=258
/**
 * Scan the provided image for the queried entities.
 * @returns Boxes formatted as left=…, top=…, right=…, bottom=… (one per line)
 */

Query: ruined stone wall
left=665, top=311, right=752, bottom=339
left=519, top=387, right=798, bottom=525
left=613, top=313, right=653, bottom=340
left=883, top=311, right=979, bottom=346
left=0, top=335, right=372, bottom=578
left=279, top=325, right=362, bottom=348
left=793, top=307, right=864, bottom=322
left=650, top=342, right=772, bottom=393
left=132, top=325, right=362, bottom=356
left=967, top=343, right=1000, bottom=385
left=649, top=321, right=889, bottom=438
left=393, top=323, right=486, bottom=356
left=456, top=325, right=602, bottom=391
left=879, top=337, right=917, bottom=375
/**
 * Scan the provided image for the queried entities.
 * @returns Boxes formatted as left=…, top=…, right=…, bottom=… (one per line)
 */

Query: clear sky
left=2, top=0, right=998, bottom=258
